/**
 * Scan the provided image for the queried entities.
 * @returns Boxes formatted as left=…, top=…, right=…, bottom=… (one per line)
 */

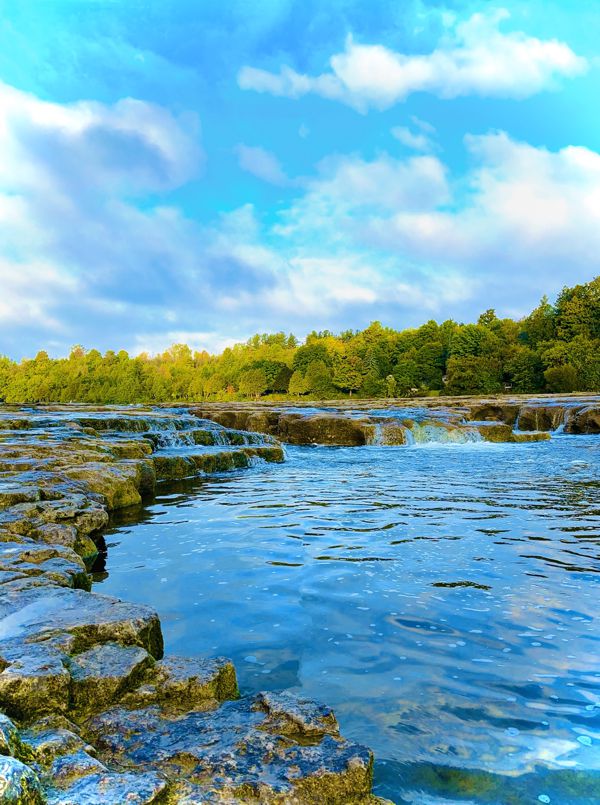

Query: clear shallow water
left=94, top=436, right=600, bottom=804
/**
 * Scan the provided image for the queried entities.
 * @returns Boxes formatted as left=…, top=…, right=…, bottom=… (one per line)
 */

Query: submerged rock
left=85, top=693, right=375, bottom=803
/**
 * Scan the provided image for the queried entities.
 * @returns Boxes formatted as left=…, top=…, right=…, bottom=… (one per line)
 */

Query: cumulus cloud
left=365, top=132, right=600, bottom=277
left=235, top=144, right=288, bottom=185
left=272, top=132, right=600, bottom=319
left=238, top=10, right=586, bottom=111
left=1, top=77, right=599, bottom=359
left=0, top=81, right=280, bottom=357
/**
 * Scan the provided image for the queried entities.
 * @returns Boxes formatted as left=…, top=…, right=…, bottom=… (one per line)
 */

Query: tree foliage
left=1, top=278, right=599, bottom=403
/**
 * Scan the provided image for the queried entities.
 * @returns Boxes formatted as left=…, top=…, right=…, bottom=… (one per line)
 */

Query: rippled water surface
left=95, top=436, right=600, bottom=804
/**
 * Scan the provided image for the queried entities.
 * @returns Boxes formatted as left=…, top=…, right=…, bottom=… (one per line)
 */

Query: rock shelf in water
left=0, top=407, right=384, bottom=804
left=191, top=394, right=600, bottom=446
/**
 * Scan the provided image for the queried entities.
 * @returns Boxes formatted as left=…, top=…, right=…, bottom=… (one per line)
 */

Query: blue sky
left=0, top=0, right=598, bottom=358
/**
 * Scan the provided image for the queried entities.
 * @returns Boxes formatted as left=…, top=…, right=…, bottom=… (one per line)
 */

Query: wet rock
left=0, top=756, right=43, bottom=804
left=122, top=655, right=238, bottom=711
left=0, top=542, right=90, bottom=591
left=18, top=727, right=92, bottom=766
left=67, top=643, right=154, bottom=715
left=378, top=423, right=408, bottom=445
left=0, top=586, right=163, bottom=719
left=246, top=411, right=281, bottom=436
left=279, top=414, right=369, bottom=446
left=46, top=748, right=106, bottom=788
left=564, top=405, right=600, bottom=434
left=467, top=403, right=520, bottom=425
left=62, top=461, right=155, bottom=510
left=512, top=431, right=551, bottom=442
left=44, top=769, right=168, bottom=804
left=0, top=712, right=21, bottom=755
left=516, top=405, right=568, bottom=431
left=85, top=694, right=374, bottom=804
left=475, top=423, right=551, bottom=443
left=0, top=644, right=72, bottom=720
left=256, top=691, right=339, bottom=738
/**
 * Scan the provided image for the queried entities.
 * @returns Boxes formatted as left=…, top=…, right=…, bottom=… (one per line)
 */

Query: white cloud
left=1, top=77, right=599, bottom=359
left=392, top=125, right=434, bottom=152
left=235, top=144, right=288, bottom=185
left=365, top=132, right=600, bottom=279
left=238, top=10, right=586, bottom=111
left=0, top=81, right=202, bottom=194
left=266, top=132, right=600, bottom=322
left=131, top=331, right=238, bottom=356
left=0, top=81, right=281, bottom=357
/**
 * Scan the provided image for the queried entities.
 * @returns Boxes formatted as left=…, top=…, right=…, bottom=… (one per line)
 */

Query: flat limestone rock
left=46, top=749, right=106, bottom=788
left=0, top=542, right=89, bottom=590
left=0, top=585, right=163, bottom=719
left=255, top=691, right=339, bottom=737
left=0, top=585, right=163, bottom=657
left=20, top=727, right=89, bottom=761
left=84, top=694, right=374, bottom=803
left=67, top=643, right=154, bottom=714
left=122, top=655, right=238, bottom=711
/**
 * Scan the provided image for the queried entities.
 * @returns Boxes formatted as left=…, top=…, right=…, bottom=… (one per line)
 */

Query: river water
left=94, top=433, right=600, bottom=804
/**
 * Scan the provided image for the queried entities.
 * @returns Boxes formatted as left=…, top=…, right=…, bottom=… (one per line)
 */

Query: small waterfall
left=402, top=427, right=416, bottom=446
left=553, top=408, right=571, bottom=434
left=150, top=430, right=197, bottom=448
left=209, top=426, right=229, bottom=446
left=406, top=420, right=483, bottom=445
left=365, top=423, right=384, bottom=445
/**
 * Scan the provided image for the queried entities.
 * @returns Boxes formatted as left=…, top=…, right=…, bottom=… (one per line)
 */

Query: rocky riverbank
left=0, top=407, right=384, bottom=804
left=190, top=394, right=600, bottom=446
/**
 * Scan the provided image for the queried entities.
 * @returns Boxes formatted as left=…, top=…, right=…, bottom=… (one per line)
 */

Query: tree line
left=1, top=277, right=599, bottom=403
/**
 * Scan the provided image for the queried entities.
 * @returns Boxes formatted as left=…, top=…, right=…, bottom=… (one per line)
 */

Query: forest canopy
left=1, top=277, right=599, bottom=403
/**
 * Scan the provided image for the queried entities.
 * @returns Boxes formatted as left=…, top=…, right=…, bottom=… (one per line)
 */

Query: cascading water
left=406, top=420, right=483, bottom=444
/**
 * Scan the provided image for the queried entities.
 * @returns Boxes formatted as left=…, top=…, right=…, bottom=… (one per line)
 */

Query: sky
left=0, top=0, right=599, bottom=359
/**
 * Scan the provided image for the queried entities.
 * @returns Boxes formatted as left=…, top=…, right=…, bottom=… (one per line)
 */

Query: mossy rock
left=0, top=756, right=43, bottom=804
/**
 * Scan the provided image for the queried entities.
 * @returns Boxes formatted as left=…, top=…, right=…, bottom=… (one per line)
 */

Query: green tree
left=288, top=370, right=308, bottom=396
left=238, top=368, right=268, bottom=399
left=544, top=365, right=578, bottom=392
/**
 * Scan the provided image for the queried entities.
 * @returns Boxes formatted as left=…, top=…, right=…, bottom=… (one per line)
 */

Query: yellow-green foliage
left=1, top=278, right=599, bottom=403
